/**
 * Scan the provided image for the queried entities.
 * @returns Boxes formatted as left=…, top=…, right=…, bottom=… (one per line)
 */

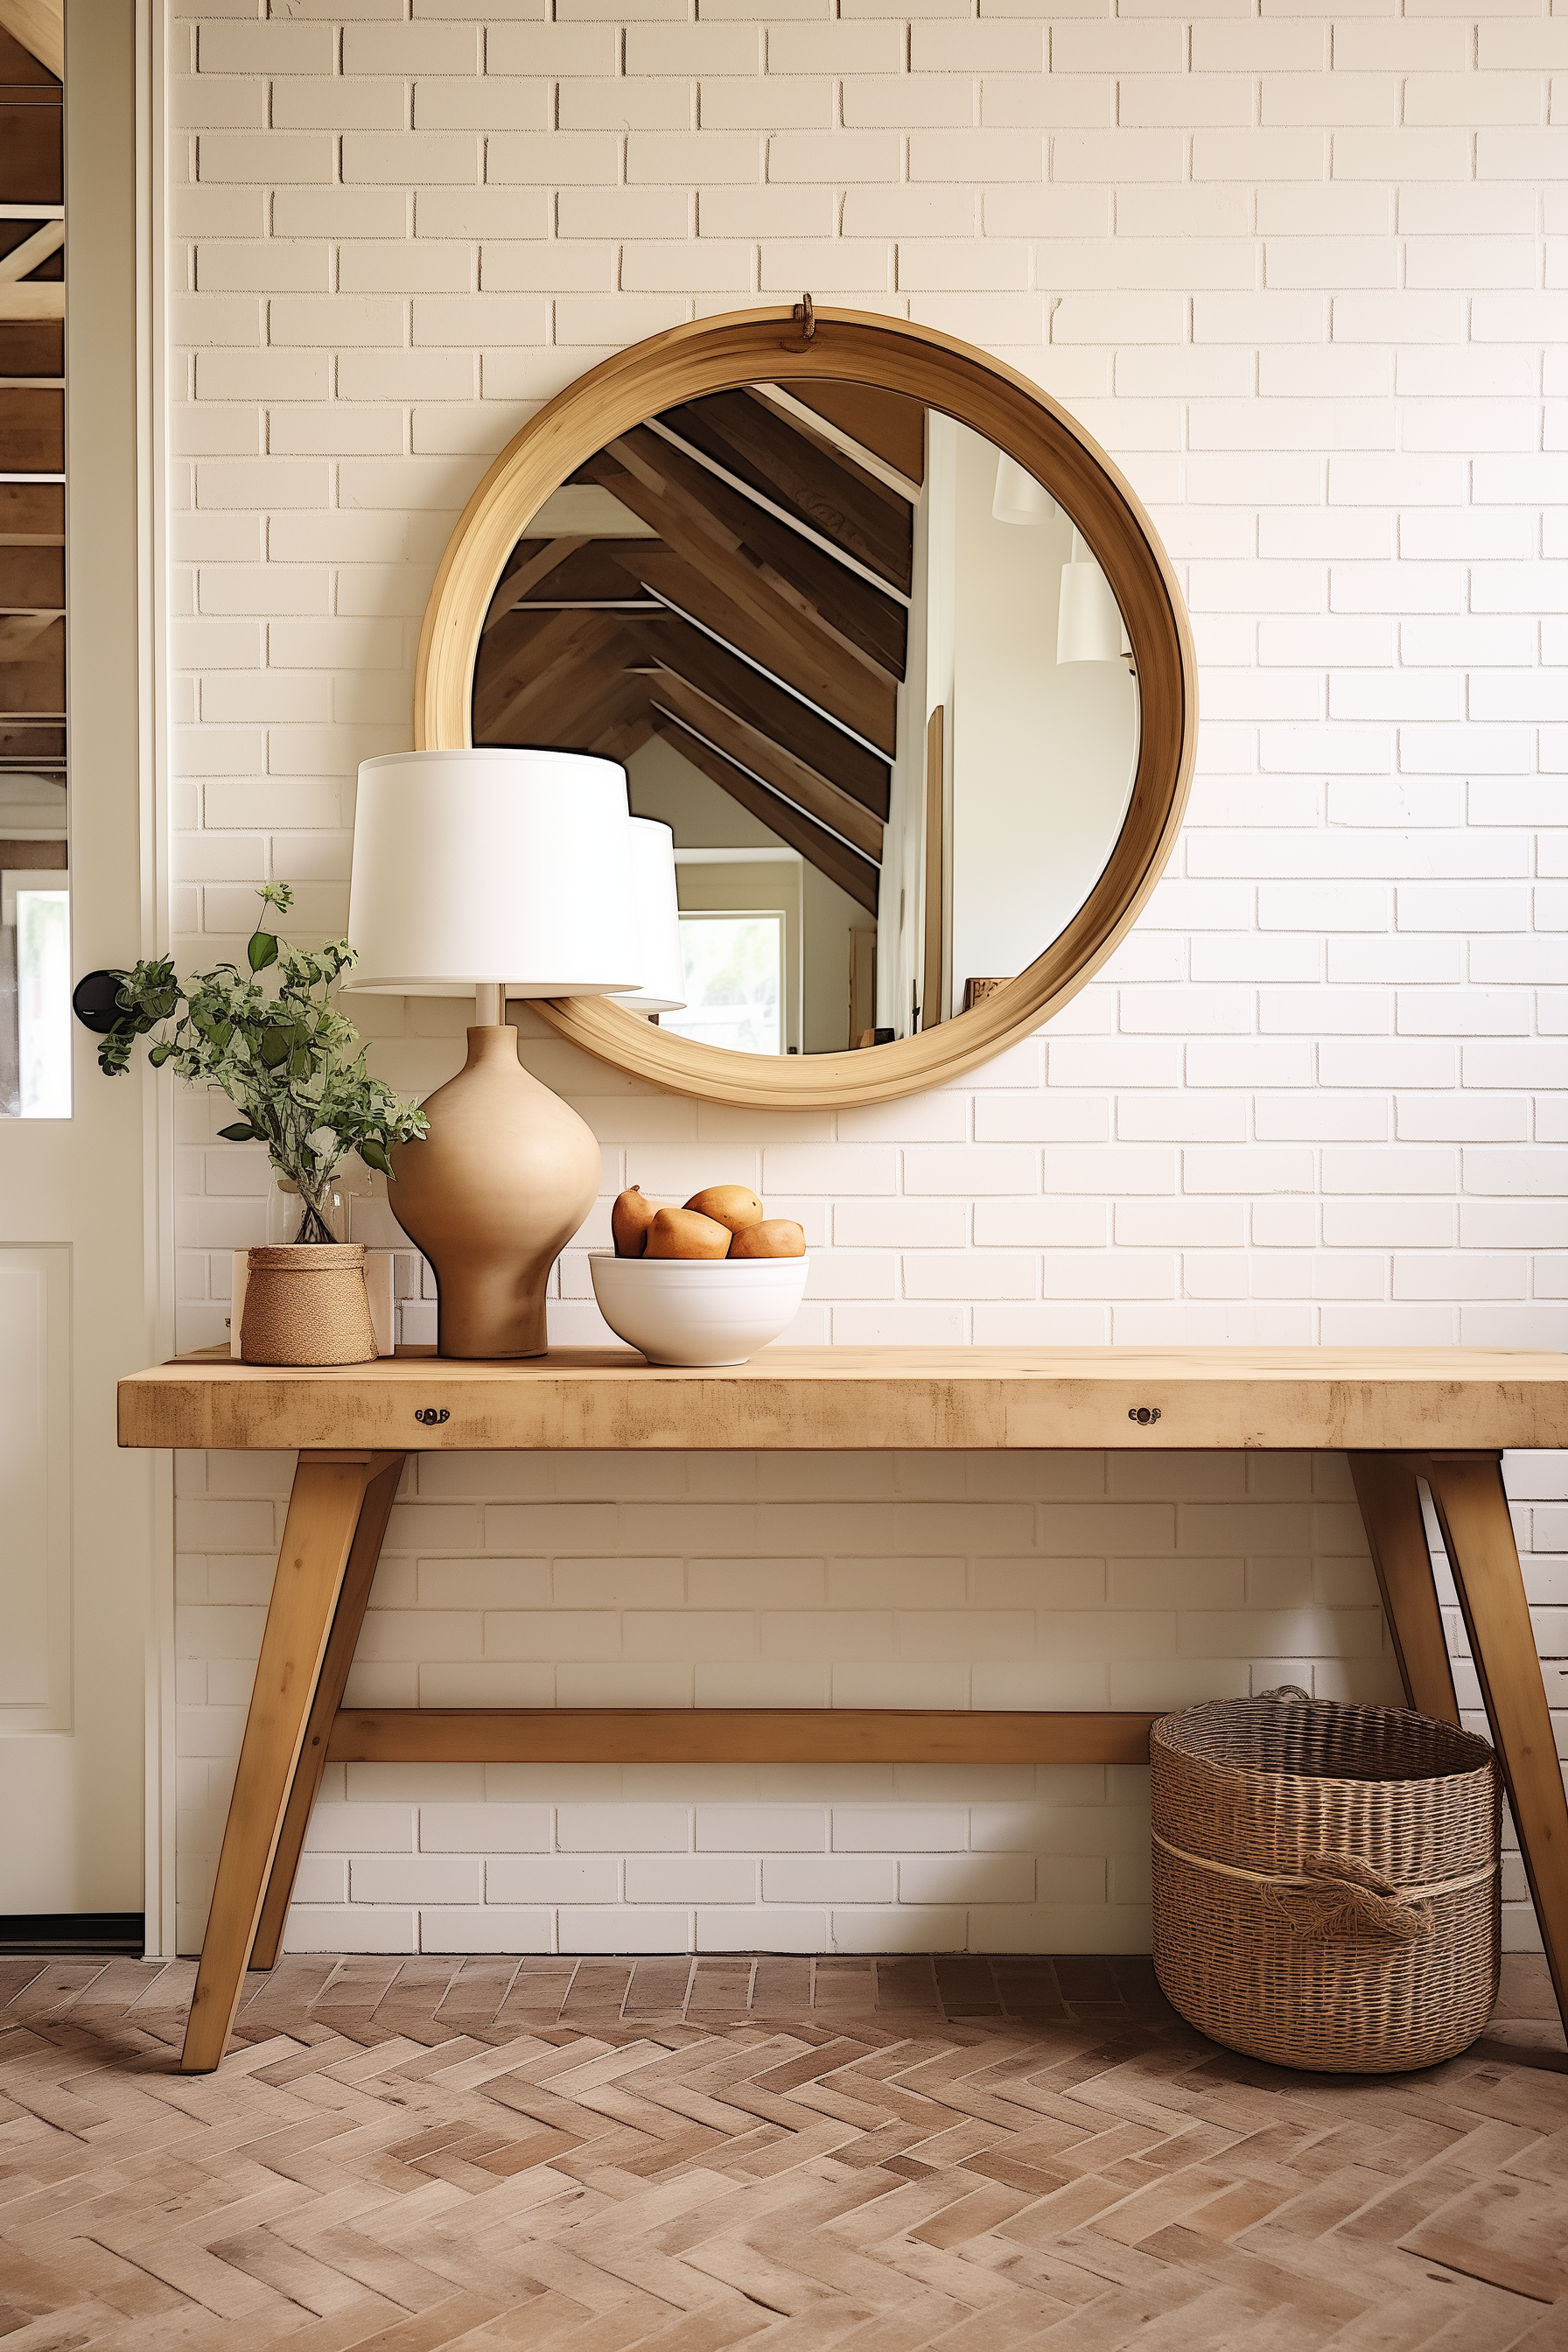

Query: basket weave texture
left=240, top=1244, right=378, bottom=1367
left=1151, top=1693, right=1500, bottom=2074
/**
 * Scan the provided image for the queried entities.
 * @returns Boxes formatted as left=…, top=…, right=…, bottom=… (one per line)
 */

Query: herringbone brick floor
left=0, top=1950, right=1564, bottom=2350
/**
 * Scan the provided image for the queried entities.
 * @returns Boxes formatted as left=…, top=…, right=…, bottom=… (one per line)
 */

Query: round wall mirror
left=416, top=307, right=1197, bottom=1109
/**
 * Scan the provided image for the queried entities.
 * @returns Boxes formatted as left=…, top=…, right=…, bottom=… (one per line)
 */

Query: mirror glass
left=471, top=382, right=1139, bottom=1056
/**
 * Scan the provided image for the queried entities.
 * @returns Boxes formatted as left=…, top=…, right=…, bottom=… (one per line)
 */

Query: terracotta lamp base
left=388, top=1024, right=601, bottom=1359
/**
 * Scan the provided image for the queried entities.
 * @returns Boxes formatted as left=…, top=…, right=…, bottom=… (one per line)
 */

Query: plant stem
left=293, top=1186, right=336, bottom=1245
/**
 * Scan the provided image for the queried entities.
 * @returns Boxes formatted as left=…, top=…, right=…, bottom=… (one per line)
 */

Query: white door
left=0, top=5, right=159, bottom=1932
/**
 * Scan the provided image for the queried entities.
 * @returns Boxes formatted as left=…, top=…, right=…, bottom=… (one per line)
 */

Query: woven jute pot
left=239, top=1243, right=377, bottom=1367
left=1151, top=1691, right=1500, bottom=2074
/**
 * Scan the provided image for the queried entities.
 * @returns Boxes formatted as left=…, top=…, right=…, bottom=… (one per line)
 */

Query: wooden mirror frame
left=415, top=305, right=1197, bottom=1110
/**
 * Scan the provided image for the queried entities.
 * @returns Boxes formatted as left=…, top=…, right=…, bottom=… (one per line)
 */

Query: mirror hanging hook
left=782, top=290, right=816, bottom=351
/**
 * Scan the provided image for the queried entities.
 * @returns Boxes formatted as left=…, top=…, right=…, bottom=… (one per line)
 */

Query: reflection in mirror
left=472, top=381, right=1138, bottom=1057
left=1, top=34, right=68, bottom=1117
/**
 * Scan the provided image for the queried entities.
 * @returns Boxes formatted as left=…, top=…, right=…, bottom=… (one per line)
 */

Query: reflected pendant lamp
left=991, top=451, right=1059, bottom=527
left=1058, top=528, right=1132, bottom=667
left=347, top=747, right=641, bottom=1361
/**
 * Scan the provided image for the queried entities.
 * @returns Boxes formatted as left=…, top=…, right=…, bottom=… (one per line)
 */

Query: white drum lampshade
left=346, top=746, right=640, bottom=996
left=343, top=746, right=647, bottom=1364
left=612, top=818, right=685, bottom=1017
left=1057, top=528, right=1132, bottom=667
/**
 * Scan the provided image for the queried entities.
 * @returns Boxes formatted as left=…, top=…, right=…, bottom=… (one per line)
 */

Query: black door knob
left=72, top=970, right=129, bottom=1034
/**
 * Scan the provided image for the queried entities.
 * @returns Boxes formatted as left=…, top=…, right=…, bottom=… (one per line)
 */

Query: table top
left=117, top=1344, right=1568, bottom=1454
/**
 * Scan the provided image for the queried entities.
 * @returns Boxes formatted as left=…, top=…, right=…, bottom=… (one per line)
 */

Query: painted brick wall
left=165, top=1, right=1567, bottom=1962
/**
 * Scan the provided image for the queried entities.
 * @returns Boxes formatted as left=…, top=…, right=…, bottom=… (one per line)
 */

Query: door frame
left=64, top=0, right=176, bottom=1956
left=134, top=0, right=176, bottom=1960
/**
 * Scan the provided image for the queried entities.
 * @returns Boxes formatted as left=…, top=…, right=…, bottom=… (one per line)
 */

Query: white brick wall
left=165, top=1, right=1566, bottom=1961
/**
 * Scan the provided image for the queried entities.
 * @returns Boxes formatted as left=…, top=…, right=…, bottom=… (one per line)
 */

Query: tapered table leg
left=1348, top=1452, right=1460, bottom=1724
left=1425, top=1452, right=1568, bottom=2034
left=180, top=1450, right=406, bottom=2073
left=249, top=1453, right=404, bottom=1972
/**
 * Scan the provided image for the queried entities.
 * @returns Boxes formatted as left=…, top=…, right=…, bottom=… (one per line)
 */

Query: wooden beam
left=657, top=389, right=914, bottom=595
left=593, top=705, right=659, bottom=765
left=583, top=448, right=900, bottom=754
left=0, top=388, right=60, bottom=473
left=642, top=607, right=891, bottom=819
left=0, top=285, right=65, bottom=322
left=612, top=540, right=897, bottom=756
left=612, top=420, right=907, bottom=681
left=0, top=481, right=63, bottom=546
left=484, top=659, right=653, bottom=760
left=480, top=536, right=588, bottom=634
left=481, top=537, right=661, bottom=612
left=0, top=0, right=63, bottom=80
left=328, top=1706, right=1158, bottom=1768
left=772, top=380, right=927, bottom=488
left=0, top=610, right=62, bottom=662
left=653, top=709, right=880, bottom=913
left=0, top=220, right=64, bottom=284
left=472, top=607, right=631, bottom=742
left=476, top=585, right=892, bottom=817
left=646, top=664, right=884, bottom=862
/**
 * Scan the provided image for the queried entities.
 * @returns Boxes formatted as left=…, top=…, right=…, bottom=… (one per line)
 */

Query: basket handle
left=1268, top=1854, right=1428, bottom=1944
left=1258, top=1684, right=1311, bottom=1703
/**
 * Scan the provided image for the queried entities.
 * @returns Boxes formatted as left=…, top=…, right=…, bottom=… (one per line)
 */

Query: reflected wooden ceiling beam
left=592, top=707, right=659, bottom=765
left=483, top=538, right=664, bottom=613
left=472, top=609, right=631, bottom=743
left=600, top=533, right=896, bottom=756
left=645, top=666, right=883, bottom=864
left=641, top=607, right=890, bottom=821
left=582, top=447, right=898, bottom=751
left=655, top=390, right=913, bottom=596
left=761, top=380, right=927, bottom=490
left=480, top=536, right=588, bottom=634
left=492, top=660, right=649, bottom=757
left=651, top=710, right=879, bottom=915
left=476, top=584, right=892, bottom=819
left=607, top=422, right=906, bottom=682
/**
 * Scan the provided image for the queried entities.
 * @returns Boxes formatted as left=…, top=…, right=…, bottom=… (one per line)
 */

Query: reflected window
left=15, top=886, right=69, bottom=1116
left=1, top=18, right=68, bottom=1117
left=664, top=912, right=783, bottom=1055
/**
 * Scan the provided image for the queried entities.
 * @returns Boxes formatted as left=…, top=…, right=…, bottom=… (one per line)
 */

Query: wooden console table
left=118, top=1345, right=1568, bottom=2073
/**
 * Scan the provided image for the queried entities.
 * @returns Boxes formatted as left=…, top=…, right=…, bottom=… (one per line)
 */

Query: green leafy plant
left=96, top=883, right=428, bottom=1243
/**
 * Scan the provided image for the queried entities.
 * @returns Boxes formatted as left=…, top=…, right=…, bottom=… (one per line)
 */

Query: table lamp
left=347, top=747, right=641, bottom=1359
left=612, top=817, right=685, bottom=1018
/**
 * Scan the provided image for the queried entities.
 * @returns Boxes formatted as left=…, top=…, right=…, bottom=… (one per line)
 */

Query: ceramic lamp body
left=390, top=1026, right=600, bottom=1358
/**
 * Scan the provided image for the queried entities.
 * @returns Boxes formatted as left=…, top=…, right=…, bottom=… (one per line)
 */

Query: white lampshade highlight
left=1057, top=528, right=1131, bottom=666
left=346, top=746, right=642, bottom=996
left=991, top=451, right=1058, bottom=527
left=612, top=818, right=686, bottom=1016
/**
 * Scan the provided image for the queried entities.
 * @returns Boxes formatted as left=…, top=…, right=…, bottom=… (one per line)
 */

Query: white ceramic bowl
left=589, top=1250, right=809, bottom=1366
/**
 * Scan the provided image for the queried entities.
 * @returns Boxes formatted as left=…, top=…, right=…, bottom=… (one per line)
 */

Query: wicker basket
left=239, top=1243, right=378, bottom=1367
left=1151, top=1690, right=1500, bottom=2074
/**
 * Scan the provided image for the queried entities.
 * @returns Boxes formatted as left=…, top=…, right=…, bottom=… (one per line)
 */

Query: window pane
left=0, top=34, right=69, bottom=1118
left=17, top=888, right=70, bottom=1117
left=663, top=914, right=784, bottom=1055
